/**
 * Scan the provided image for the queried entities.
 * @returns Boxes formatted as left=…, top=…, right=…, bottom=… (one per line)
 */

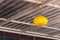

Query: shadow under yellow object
left=33, top=15, right=48, bottom=27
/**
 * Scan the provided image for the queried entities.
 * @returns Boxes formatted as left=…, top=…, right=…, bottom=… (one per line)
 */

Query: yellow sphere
left=33, top=15, right=48, bottom=27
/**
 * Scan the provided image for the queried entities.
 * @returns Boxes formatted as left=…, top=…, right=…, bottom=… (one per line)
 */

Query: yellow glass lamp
left=33, top=15, right=48, bottom=27
left=33, top=3, right=48, bottom=27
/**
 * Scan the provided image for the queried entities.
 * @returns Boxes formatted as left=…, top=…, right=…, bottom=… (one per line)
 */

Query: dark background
left=0, top=31, right=54, bottom=40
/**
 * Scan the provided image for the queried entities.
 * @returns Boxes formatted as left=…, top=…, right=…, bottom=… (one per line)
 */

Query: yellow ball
left=33, top=15, right=48, bottom=27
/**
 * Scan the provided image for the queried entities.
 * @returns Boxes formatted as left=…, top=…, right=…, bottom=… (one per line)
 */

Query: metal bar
left=47, top=4, right=60, bottom=8
left=24, top=0, right=42, bottom=4
left=11, top=20, right=60, bottom=31
left=0, top=18, right=7, bottom=21
left=0, top=18, right=60, bottom=31
left=0, top=26, right=59, bottom=40
left=24, top=0, right=53, bottom=4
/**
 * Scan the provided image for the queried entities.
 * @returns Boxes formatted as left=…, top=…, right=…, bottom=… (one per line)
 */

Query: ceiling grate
left=0, top=0, right=60, bottom=40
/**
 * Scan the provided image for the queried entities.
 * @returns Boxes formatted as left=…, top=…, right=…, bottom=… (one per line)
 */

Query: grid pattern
left=0, top=0, right=60, bottom=40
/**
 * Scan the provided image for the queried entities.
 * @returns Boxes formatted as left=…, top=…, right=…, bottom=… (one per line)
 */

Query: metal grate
left=0, top=0, right=60, bottom=40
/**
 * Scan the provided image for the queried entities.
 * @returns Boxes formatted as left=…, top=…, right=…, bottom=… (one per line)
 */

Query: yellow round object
left=33, top=15, right=48, bottom=27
